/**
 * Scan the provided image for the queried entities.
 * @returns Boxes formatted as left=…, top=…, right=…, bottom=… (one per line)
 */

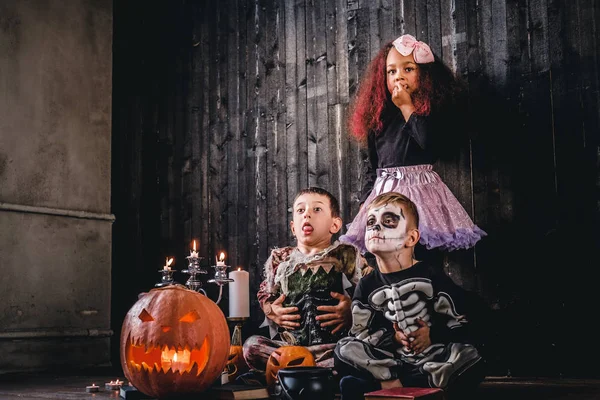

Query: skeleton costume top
left=334, top=261, right=484, bottom=389
left=257, top=241, right=365, bottom=346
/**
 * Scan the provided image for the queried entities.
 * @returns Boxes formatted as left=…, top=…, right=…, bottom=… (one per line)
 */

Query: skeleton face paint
left=365, top=203, right=409, bottom=254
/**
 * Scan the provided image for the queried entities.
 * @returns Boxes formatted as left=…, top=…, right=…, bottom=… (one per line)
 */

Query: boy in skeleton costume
left=335, top=192, right=486, bottom=399
left=242, top=187, right=369, bottom=373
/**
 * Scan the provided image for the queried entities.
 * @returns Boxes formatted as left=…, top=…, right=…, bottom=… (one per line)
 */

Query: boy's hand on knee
left=316, top=291, right=352, bottom=334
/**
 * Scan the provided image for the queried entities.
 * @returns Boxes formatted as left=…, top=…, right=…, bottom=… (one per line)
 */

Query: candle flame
left=193, top=240, right=196, bottom=251
left=238, top=267, right=241, bottom=271
left=173, top=352, right=178, bottom=362
left=219, top=252, right=225, bottom=262
left=166, top=257, right=174, bottom=267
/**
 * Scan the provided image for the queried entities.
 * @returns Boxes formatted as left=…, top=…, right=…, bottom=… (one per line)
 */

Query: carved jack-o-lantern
left=225, top=345, right=245, bottom=380
left=265, top=346, right=316, bottom=388
left=224, top=323, right=248, bottom=381
left=120, top=285, right=230, bottom=398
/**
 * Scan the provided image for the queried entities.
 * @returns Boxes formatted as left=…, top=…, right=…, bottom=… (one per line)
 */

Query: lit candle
left=216, top=252, right=226, bottom=266
left=163, top=257, right=174, bottom=271
left=105, top=380, right=121, bottom=390
left=86, top=383, right=99, bottom=393
left=160, top=348, right=191, bottom=373
left=172, top=352, right=182, bottom=372
left=228, top=268, right=250, bottom=318
left=172, top=350, right=190, bottom=372
left=190, top=240, right=199, bottom=258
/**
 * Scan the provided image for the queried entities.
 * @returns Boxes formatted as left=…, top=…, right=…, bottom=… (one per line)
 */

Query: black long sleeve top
left=359, top=112, right=441, bottom=204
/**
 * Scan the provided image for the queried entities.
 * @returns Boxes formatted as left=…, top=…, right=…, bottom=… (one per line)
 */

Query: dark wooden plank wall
left=112, top=0, right=600, bottom=377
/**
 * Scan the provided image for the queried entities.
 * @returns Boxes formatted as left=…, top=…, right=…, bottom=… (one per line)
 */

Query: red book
left=364, top=387, right=445, bottom=400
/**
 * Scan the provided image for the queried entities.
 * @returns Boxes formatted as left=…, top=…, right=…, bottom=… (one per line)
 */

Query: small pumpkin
left=224, top=323, right=248, bottom=381
left=265, top=346, right=315, bottom=388
left=120, top=285, right=230, bottom=398
left=225, top=345, right=246, bottom=380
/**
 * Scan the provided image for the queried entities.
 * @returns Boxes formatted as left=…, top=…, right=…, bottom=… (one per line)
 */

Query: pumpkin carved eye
left=288, top=357, right=306, bottom=366
left=179, top=310, right=200, bottom=323
left=138, top=309, right=154, bottom=322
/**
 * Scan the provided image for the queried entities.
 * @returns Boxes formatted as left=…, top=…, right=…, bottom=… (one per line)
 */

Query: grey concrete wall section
left=0, top=212, right=112, bottom=331
left=0, top=336, right=111, bottom=373
left=0, top=0, right=112, bottom=213
left=0, top=0, right=113, bottom=372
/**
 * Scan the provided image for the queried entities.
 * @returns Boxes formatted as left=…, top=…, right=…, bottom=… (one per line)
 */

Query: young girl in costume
left=339, top=34, right=486, bottom=253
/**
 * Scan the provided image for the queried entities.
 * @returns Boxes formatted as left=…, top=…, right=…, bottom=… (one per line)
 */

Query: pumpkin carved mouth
left=125, top=333, right=210, bottom=375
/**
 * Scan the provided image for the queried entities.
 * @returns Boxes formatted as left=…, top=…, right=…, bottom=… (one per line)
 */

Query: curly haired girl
left=340, top=34, right=486, bottom=253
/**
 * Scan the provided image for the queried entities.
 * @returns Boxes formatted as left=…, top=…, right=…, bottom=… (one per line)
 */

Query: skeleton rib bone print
left=369, top=278, right=434, bottom=350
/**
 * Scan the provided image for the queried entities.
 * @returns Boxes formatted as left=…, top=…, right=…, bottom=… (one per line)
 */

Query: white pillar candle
left=228, top=269, right=250, bottom=318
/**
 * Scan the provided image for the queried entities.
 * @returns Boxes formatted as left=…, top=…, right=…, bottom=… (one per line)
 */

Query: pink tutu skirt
left=340, top=164, right=486, bottom=253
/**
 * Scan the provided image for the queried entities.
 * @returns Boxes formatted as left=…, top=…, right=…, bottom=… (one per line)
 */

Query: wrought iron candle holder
left=177, top=248, right=236, bottom=305
left=182, top=253, right=208, bottom=295
left=208, top=263, right=234, bottom=286
left=208, top=261, right=234, bottom=304
left=155, top=268, right=175, bottom=287
left=156, top=257, right=176, bottom=287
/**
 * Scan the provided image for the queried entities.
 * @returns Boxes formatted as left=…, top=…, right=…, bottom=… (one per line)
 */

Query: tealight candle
left=86, top=383, right=99, bottom=393
left=105, top=380, right=122, bottom=390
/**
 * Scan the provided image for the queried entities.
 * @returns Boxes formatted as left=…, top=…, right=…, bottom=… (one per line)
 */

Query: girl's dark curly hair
left=348, top=40, right=465, bottom=143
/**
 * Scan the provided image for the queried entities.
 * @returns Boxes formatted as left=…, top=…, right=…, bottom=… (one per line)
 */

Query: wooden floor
left=1, top=367, right=600, bottom=399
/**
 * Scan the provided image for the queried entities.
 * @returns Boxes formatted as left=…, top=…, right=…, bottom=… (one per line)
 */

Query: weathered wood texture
left=112, top=0, right=600, bottom=377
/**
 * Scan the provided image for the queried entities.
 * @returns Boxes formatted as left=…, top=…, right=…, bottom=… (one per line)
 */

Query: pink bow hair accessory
left=392, top=34, right=434, bottom=64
